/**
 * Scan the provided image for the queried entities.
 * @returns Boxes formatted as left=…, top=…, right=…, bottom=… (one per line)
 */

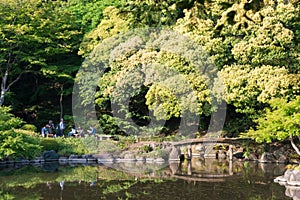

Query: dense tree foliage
left=0, top=0, right=298, bottom=141
left=77, top=29, right=222, bottom=135
left=67, top=0, right=124, bottom=32
left=0, top=0, right=84, bottom=128
left=76, top=0, right=299, bottom=136
left=242, top=97, right=300, bottom=154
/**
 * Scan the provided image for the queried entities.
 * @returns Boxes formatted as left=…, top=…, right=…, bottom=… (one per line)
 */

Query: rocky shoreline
left=0, top=145, right=297, bottom=167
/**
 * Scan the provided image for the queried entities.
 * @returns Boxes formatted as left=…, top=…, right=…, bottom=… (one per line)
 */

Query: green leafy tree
left=242, top=97, right=300, bottom=155
left=175, top=0, right=300, bottom=72
left=174, top=0, right=300, bottom=133
left=219, top=64, right=298, bottom=115
left=77, top=0, right=300, bottom=136
left=0, top=0, right=82, bottom=106
left=78, top=6, right=131, bottom=56
left=76, top=29, right=222, bottom=135
left=67, top=0, right=124, bottom=32
left=79, top=0, right=198, bottom=56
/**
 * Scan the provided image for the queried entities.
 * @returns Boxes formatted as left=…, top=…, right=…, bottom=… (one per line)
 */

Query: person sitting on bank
left=41, top=124, right=48, bottom=137
left=77, top=126, right=84, bottom=137
left=87, top=125, right=96, bottom=135
left=48, top=120, right=55, bottom=136
left=68, top=125, right=76, bottom=137
left=41, top=124, right=53, bottom=137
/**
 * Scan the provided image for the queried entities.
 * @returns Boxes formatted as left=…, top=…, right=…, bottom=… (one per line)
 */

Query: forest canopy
left=0, top=0, right=299, bottom=140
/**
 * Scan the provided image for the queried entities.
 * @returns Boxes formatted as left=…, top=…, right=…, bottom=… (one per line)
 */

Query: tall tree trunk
left=0, top=67, right=24, bottom=106
left=60, top=84, right=64, bottom=119
left=0, top=70, right=9, bottom=106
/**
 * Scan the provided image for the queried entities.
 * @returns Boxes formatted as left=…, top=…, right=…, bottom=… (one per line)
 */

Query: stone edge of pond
left=0, top=151, right=171, bottom=166
left=275, top=170, right=300, bottom=184
left=0, top=148, right=299, bottom=167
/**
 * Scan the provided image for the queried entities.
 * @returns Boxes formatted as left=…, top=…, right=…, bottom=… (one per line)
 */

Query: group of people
left=41, top=118, right=65, bottom=138
left=41, top=118, right=96, bottom=138
left=67, top=125, right=96, bottom=138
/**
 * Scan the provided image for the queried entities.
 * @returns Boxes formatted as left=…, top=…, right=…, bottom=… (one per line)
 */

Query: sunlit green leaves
left=242, top=97, right=300, bottom=143
left=0, top=106, right=41, bottom=159
left=220, top=65, right=296, bottom=115
left=79, top=6, right=130, bottom=56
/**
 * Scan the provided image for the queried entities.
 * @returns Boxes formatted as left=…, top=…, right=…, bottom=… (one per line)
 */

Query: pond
left=0, top=158, right=292, bottom=200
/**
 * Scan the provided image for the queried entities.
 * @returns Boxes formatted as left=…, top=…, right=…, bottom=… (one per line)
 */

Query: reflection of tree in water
left=0, top=162, right=289, bottom=199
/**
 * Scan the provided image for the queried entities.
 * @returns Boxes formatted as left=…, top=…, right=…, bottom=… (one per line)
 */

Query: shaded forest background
left=0, top=0, right=299, bottom=138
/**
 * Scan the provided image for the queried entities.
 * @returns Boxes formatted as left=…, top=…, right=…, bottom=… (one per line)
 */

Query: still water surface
left=0, top=159, right=292, bottom=200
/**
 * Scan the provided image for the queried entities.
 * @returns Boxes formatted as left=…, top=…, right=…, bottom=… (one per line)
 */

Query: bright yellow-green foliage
left=146, top=83, right=181, bottom=120
left=76, top=0, right=300, bottom=135
left=0, top=107, right=41, bottom=159
left=79, top=6, right=130, bottom=56
left=242, top=96, right=300, bottom=143
left=80, top=29, right=218, bottom=136
left=174, top=0, right=300, bottom=72
left=219, top=65, right=298, bottom=114
left=0, top=0, right=298, bottom=137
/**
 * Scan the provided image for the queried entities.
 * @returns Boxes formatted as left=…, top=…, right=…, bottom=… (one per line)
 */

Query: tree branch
left=290, top=137, right=300, bottom=156
left=5, top=72, right=24, bottom=92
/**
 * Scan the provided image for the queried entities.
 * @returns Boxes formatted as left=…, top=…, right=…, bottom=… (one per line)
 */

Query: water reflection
left=285, top=186, right=300, bottom=200
left=0, top=159, right=291, bottom=199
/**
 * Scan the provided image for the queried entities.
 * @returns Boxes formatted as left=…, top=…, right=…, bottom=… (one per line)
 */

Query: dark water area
left=0, top=159, right=292, bottom=200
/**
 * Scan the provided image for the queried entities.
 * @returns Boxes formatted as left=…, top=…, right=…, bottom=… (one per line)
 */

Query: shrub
left=0, top=107, right=42, bottom=160
left=141, top=145, right=153, bottom=153
left=21, top=124, right=37, bottom=132
left=0, top=107, right=23, bottom=131
left=39, top=138, right=60, bottom=152
left=82, top=136, right=99, bottom=154
left=0, top=130, right=41, bottom=160
left=55, top=137, right=88, bottom=156
left=97, top=140, right=121, bottom=153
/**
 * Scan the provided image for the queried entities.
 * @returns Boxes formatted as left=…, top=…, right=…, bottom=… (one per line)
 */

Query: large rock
left=274, top=169, right=294, bottom=183
left=275, top=170, right=300, bottom=187
left=43, top=150, right=59, bottom=161
left=69, top=154, right=78, bottom=159
left=284, top=170, right=295, bottom=181
left=58, top=157, right=68, bottom=165
left=288, top=170, right=300, bottom=186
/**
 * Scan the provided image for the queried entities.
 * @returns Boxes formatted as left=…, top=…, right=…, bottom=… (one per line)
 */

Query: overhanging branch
left=290, top=137, right=300, bottom=156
